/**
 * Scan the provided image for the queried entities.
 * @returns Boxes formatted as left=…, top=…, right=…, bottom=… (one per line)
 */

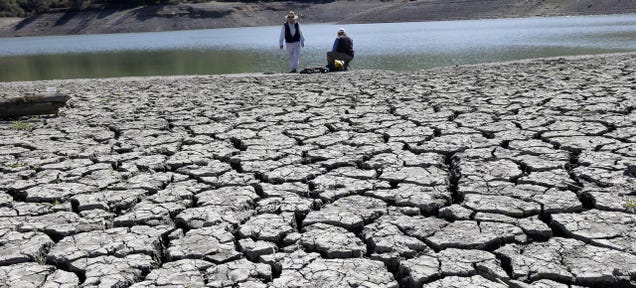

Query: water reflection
left=1, top=14, right=635, bottom=81
left=0, top=50, right=265, bottom=81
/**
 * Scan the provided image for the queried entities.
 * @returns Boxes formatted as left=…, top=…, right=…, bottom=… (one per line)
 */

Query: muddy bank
left=0, top=53, right=635, bottom=287
left=2, top=0, right=636, bottom=37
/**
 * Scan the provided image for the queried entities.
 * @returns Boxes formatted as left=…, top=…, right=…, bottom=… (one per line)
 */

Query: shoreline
left=0, top=51, right=634, bottom=86
left=2, top=0, right=636, bottom=37
left=0, top=50, right=634, bottom=288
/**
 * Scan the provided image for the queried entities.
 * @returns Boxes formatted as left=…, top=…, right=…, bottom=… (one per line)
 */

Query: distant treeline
left=0, top=0, right=327, bottom=17
left=0, top=0, right=200, bottom=17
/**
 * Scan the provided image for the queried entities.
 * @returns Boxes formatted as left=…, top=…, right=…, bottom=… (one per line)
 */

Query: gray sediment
left=0, top=53, right=635, bottom=287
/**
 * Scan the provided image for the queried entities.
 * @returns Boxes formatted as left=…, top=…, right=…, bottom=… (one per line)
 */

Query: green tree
left=69, top=0, right=88, bottom=9
left=17, top=0, right=52, bottom=14
left=0, top=0, right=24, bottom=17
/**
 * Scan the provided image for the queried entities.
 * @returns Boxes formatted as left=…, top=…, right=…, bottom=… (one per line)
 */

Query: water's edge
left=2, top=14, right=635, bottom=82
left=1, top=52, right=634, bottom=88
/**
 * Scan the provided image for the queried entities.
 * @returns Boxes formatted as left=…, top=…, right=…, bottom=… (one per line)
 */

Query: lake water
left=1, top=14, right=636, bottom=81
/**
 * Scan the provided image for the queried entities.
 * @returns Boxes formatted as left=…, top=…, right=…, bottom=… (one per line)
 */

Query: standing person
left=279, top=11, right=305, bottom=73
left=327, top=27, right=354, bottom=71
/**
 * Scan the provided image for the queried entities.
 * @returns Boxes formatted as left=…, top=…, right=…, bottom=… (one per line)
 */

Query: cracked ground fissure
left=0, top=53, right=636, bottom=288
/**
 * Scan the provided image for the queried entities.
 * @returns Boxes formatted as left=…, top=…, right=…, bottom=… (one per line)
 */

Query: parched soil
left=1, top=0, right=636, bottom=37
left=0, top=53, right=635, bottom=287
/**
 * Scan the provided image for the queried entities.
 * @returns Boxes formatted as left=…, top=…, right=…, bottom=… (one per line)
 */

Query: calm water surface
left=1, top=14, right=636, bottom=81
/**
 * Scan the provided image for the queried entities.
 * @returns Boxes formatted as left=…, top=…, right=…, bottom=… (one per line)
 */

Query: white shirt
left=279, top=22, right=305, bottom=46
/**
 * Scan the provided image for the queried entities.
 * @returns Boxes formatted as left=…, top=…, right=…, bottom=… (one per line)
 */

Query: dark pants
left=327, top=51, right=354, bottom=69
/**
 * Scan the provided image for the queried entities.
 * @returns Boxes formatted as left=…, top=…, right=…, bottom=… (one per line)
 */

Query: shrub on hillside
left=0, top=0, right=324, bottom=17
left=0, top=0, right=22, bottom=17
left=0, top=0, right=51, bottom=17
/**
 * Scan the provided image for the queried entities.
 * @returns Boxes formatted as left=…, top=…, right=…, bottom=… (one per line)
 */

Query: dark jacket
left=333, top=36, right=354, bottom=57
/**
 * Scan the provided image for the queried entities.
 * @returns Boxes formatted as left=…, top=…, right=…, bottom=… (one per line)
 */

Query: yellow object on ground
left=334, top=60, right=344, bottom=70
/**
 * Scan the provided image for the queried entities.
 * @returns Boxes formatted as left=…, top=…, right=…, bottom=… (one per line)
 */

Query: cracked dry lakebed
left=0, top=53, right=635, bottom=288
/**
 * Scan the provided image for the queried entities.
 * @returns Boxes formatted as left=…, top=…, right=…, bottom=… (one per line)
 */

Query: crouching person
left=327, top=28, right=354, bottom=71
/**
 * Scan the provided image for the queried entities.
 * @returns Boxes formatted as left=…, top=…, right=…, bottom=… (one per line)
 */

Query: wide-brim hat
left=286, top=11, right=298, bottom=20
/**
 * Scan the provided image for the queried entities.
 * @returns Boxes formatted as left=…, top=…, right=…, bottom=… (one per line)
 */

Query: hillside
left=1, top=0, right=636, bottom=37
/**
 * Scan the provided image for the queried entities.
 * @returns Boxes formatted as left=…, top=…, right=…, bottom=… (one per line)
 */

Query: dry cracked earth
left=0, top=54, right=635, bottom=288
